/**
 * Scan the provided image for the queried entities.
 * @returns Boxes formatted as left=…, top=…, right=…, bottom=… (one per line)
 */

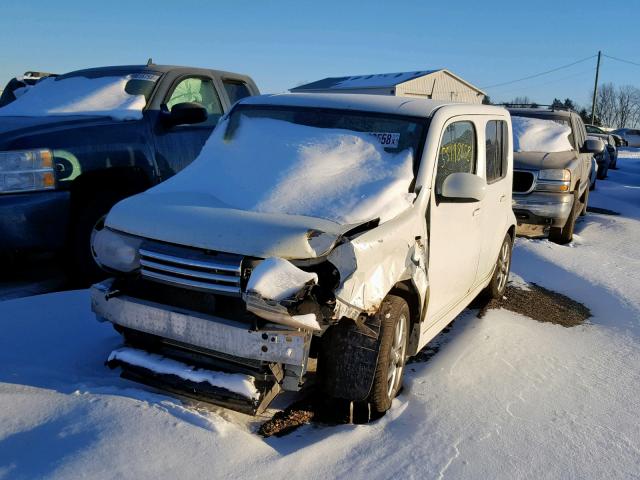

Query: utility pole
left=591, top=51, right=602, bottom=124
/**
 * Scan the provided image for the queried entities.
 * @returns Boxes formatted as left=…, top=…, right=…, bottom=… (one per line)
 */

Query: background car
left=0, top=64, right=259, bottom=284
left=586, top=125, right=618, bottom=169
left=612, top=128, right=640, bottom=147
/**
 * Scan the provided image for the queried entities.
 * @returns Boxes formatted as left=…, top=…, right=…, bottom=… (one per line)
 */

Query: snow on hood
left=0, top=75, right=147, bottom=121
left=512, top=116, right=573, bottom=153
left=150, top=116, right=416, bottom=225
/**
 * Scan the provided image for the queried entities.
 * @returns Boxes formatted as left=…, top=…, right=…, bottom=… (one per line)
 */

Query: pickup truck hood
left=0, top=115, right=120, bottom=148
left=514, top=150, right=578, bottom=170
left=106, top=191, right=367, bottom=259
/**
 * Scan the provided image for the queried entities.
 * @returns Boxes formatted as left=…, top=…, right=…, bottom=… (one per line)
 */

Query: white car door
left=477, top=118, right=510, bottom=282
left=426, top=119, right=483, bottom=323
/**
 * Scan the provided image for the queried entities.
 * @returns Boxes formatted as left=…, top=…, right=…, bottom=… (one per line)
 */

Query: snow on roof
left=151, top=115, right=417, bottom=225
left=512, top=116, right=573, bottom=153
left=0, top=75, right=150, bottom=121
left=292, top=70, right=440, bottom=91
left=240, top=93, right=450, bottom=118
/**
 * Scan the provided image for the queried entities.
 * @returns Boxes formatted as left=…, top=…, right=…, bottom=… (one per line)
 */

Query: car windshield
left=586, top=125, right=605, bottom=134
left=512, top=115, right=573, bottom=153
left=151, top=105, right=428, bottom=224
left=0, top=72, right=159, bottom=121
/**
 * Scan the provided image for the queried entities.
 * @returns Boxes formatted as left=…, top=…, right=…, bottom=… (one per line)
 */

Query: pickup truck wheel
left=70, top=191, right=126, bottom=286
left=367, top=296, right=410, bottom=413
left=580, top=186, right=589, bottom=216
left=549, top=191, right=579, bottom=245
left=483, top=233, right=512, bottom=299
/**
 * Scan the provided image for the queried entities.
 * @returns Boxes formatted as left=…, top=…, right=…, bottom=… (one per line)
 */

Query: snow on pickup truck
left=90, top=93, right=517, bottom=417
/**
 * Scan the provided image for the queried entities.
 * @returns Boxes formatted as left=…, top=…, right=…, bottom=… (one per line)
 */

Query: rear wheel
left=580, top=185, right=589, bottom=216
left=549, top=190, right=579, bottom=244
left=483, top=233, right=512, bottom=299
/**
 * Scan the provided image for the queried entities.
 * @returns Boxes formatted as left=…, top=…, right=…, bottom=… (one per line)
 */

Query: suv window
left=223, top=80, right=252, bottom=105
left=485, top=120, right=508, bottom=183
left=166, top=77, right=223, bottom=126
left=435, top=121, right=476, bottom=195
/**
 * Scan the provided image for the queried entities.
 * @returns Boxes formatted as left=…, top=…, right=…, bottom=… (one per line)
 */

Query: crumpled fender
left=328, top=205, right=428, bottom=320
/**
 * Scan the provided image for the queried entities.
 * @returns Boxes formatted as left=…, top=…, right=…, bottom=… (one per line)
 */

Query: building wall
left=396, top=71, right=484, bottom=104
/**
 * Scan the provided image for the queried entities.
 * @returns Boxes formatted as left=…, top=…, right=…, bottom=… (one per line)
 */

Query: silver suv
left=508, top=106, right=603, bottom=244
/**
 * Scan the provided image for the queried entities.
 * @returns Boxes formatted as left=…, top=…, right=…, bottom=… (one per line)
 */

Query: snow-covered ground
left=1, top=150, right=640, bottom=479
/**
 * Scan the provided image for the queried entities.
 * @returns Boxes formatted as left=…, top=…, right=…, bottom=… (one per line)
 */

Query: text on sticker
left=369, top=132, right=400, bottom=148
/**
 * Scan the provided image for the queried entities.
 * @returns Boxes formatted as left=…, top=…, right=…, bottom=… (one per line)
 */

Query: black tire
left=590, top=176, right=596, bottom=191
left=549, top=190, right=579, bottom=244
left=483, top=233, right=512, bottom=299
left=367, top=296, right=410, bottom=413
left=318, top=295, right=410, bottom=416
left=69, top=191, right=128, bottom=286
left=597, top=160, right=608, bottom=180
left=580, top=185, right=589, bottom=216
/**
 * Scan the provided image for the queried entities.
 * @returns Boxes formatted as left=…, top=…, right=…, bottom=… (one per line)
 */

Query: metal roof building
left=291, top=69, right=486, bottom=104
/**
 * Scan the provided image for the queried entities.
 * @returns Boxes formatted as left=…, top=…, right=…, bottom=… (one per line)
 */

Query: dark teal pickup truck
left=0, top=64, right=258, bottom=281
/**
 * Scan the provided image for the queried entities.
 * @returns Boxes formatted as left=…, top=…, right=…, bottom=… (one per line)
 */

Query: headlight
left=535, top=169, right=571, bottom=193
left=538, top=169, right=570, bottom=181
left=0, top=149, right=56, bottom=193
left=92, top=227, right=143, bottom=273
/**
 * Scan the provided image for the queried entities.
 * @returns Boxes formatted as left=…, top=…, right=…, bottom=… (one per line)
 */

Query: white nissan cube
left=90, top=93, right=517, bottom=418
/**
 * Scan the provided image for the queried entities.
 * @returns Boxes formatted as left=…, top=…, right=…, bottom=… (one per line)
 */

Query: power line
left=481, top=54, right=597, bottom=90
left=493, top=67, right=595, bottom=99
left=602, top=54, right=640, bottom=68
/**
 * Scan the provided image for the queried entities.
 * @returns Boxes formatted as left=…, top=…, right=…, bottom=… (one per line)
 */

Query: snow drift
left=150, top=116, right=416, bottom=225
left=0, top=75, right=147, bottom=121
left=512, top=116, right=573, bottom=152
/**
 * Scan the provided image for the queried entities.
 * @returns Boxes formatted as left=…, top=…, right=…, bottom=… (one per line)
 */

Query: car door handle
left=499, top=194, right=506, bottom=203
left=473, top=207, right=481, bottom=216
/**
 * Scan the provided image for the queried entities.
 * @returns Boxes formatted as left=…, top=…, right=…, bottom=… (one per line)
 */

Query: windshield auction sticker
left=369, top=132, right=400, bottom=148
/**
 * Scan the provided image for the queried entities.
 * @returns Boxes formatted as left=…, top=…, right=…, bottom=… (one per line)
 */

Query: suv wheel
left=549, top=190, right=579, bottom=244
left=483, top=233, right=512, bottom=299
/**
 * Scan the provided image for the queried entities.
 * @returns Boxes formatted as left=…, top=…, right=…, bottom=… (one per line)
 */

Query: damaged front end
left=91, top=207, right=427, bottom=414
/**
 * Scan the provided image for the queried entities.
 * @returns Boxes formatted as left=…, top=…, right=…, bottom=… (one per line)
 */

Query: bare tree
left=589, top=83, right=640, bottom=128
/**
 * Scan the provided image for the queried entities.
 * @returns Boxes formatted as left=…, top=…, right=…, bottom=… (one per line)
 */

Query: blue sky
left=1, top=0, right=638, bottom=108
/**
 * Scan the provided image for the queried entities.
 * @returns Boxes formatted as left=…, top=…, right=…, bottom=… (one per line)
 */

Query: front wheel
left=549, top=190, right=579, bottom=244
left=483, top=233, right=512, bottom=299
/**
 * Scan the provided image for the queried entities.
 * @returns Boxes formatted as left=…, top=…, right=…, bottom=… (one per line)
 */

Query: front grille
left=139, top=241, right=243, bottom=296
left=513, top=170, right=535, bottom=193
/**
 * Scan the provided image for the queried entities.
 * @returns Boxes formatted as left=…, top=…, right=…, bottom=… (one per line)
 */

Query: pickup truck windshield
left=0, top=73, right=159, bottom=121
left=153, top=106, right=427, bottom=224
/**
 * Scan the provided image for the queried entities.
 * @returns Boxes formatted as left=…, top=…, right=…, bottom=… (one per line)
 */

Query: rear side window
left=435, top=121, right=476, bottom=195
left=485, top=120, right=508, bottom=183
left=223, top=80, right=252, bottom=105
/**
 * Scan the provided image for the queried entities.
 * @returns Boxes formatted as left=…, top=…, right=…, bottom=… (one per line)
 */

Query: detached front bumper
left=91, top=280, right=313, bottom=402
left=512, top=192, right=574, bottom=227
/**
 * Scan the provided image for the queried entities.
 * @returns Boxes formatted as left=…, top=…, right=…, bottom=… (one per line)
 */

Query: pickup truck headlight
left=535, top=169, right=571, bottom=192
left=92, top=227, right=143, bottom=273
left=0, top=149, right=56, bottom=193
left=538, top=169, right=570, bottom=182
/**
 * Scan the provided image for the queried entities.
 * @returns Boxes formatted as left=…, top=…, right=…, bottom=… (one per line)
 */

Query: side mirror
left=440, top=172, right=486, bottom=203
left=162, top=102, right=208, bottom=127
left=583, top=138, right=605, bottom=154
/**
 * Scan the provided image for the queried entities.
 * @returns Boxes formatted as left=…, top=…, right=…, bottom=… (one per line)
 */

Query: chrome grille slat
left=138, top=242, right=243, bottom=296
left=140, top=259, right=241, bottom=285
left=139, top=248, right=241, bottom=273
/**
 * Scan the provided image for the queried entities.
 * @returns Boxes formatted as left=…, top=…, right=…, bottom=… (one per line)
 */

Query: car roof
left=239, top=93, right=506, bottom=118
left=56, top=64, right=251, bottom=80
left=507, top=107, right=573, bottom=118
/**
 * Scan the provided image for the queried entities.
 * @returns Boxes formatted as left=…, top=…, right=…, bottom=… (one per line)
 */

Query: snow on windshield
left=0, top=75, right=151, bottom=120
left=512, top=116, right=573, bottom=152
left=152, top=116, right=416, bottom=224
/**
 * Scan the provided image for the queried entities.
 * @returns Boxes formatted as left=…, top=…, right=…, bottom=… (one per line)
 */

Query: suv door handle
left=499, top=194, right=506, bottom=203
left=473, top=207, right=481, bottom=216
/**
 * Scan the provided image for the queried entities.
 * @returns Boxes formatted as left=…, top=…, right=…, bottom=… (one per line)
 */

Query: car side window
left=485, top=120, right=508, bottom=183
left=223, top=80, right=252, bottom=105
left=166, top=77, right=223, bottom=126
left=435, top=121, right=476, bottom=195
